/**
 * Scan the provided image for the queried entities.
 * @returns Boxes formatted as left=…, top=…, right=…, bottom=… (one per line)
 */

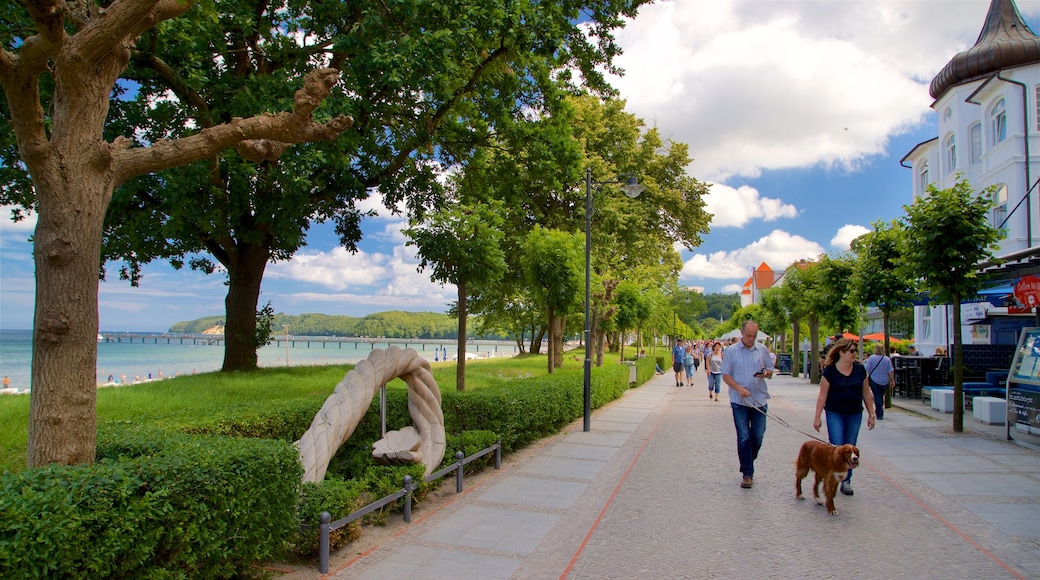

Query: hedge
left=0, top=433, right=300, bottom=578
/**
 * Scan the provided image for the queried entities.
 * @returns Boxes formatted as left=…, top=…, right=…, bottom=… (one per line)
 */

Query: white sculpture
left=295, top=346, right=446, bottom=483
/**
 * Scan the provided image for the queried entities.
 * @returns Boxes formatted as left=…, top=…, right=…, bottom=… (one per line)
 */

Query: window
left=990, top=98, right=1006, bottom=145
left=970, top=123, right=982, bottom=164
left=943, top=107, right=952, bottom=126
left=992, top=184, right=1008, bottom=229
left=944, top=134, right=956, bottom=173
left=918, top=160, right=929, bottom=195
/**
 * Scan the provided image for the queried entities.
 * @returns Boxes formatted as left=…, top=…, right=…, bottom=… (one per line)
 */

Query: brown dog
left=795, top=440, right=860, bottom=515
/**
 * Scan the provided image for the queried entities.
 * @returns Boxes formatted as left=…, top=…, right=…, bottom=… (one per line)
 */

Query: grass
left=0, top=347, right=633, bottom=473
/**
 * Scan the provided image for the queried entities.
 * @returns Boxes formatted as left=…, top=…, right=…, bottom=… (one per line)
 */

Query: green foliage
left=0, top=433, right=300, bottom=578
left=255, top=301, right=276, bottom=349
left=900, top=179, right=1004, bottom=305
left=521, top=227, right=585, bottom=317
left=293, top=478, right=365, bottom=556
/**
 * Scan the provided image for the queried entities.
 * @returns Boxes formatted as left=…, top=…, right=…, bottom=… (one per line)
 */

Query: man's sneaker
left=840, top=481, right=853, bottom=496
left=740, top=477, right=753, bottom=489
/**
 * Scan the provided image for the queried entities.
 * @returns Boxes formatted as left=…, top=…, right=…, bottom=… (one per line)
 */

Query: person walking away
left=721, top=321, right=775, bottom=489
left=692, top=341, right=702, bottom=374
left=683, top=344, right=696, bottom=386
left=813, top=338, right=876, bottom=496
left=864, top=344, right=895, bottom=420
left=706, top=341, right=724, bottom=401
left=672, top=339, right=686, bottom=387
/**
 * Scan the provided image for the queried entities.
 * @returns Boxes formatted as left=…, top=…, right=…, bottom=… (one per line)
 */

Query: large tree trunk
left=221, top=242, right=271, bottom=372
left=595, top=328, right=607, bottom=367
left=25, top=40, right=126, bottom=467
left=28, top=176, right=110, bottom=467
left=456, top=282, right=468, bottom=391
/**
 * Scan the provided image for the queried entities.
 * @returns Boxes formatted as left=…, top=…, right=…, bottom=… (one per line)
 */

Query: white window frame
left=944, top=134, right=956, bottom=174
left=918, top=160, right=929, bottom=195
left=990, top=98, right=1006, bottom=145
left=969, top=122, right=982, bottom=164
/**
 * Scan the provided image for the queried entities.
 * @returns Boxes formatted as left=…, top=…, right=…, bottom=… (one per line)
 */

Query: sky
left=2, top=0, right=1039, bottom=332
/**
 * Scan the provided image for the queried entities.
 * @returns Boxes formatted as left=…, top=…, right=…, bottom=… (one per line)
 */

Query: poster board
left=776, top=353, right=792, bottom=375
left=1008, top=327, right=1040, bottom=387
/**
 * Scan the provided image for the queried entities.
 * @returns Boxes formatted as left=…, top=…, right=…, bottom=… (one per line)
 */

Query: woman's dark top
left=822, top=362, right=866, bottom=415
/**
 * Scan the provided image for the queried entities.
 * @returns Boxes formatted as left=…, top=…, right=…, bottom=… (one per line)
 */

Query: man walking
left=672, top=339, right=686, bottom=387
left=721, top=321, right=774, bottom=489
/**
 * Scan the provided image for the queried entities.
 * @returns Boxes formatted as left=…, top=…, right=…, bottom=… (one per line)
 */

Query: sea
left=0, top=329, right=519, bottom=392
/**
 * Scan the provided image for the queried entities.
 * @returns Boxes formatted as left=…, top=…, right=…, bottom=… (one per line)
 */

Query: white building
left=901, top=0, right=1040, bottom=354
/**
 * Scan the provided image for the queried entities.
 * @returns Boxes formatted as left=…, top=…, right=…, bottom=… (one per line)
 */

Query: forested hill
left=169, top=311, right=483, bottom=339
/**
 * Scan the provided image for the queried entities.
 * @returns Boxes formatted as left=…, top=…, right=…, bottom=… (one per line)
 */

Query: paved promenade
left=303, top=371, right=1040, bottom=579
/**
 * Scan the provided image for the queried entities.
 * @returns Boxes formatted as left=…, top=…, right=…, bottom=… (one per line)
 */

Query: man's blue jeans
left=731, top=402, right=767, bottom=478
left=825, top=410, right=863, bottom=483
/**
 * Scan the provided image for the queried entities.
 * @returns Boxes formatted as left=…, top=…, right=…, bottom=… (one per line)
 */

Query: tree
left=901, top=179, right=1003, bottom=432
left=1, top=2, right=355, bottom=467
left=817, top=253, right=861, bottom=335
left=521, top=227, right=584, bottom=373
left=80, top=0, right=649, bottom=374
left=405, top=200, right=507, bottom=391
left=851, top=219, right=917, bottom=408
left=776, top=261, right=825, bottom=383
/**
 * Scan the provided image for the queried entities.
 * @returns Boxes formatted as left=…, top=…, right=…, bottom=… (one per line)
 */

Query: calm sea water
left=0, top=329, right=517, bottom=392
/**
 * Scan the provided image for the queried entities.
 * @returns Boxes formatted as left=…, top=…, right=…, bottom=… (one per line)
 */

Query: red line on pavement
left=863, top=462, right=1025, bottom=580
left=559, top=392, right=676, bottom=579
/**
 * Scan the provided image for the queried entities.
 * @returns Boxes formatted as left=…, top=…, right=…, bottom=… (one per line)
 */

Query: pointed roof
left=929, top=0, right=1040, bottom=99
left=755, top=262, right=773, bottom=272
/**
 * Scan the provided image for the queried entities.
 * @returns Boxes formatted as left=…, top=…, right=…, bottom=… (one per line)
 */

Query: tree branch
left=111, top=68, right=352, bottom=185
left=73, top=0, right=193, bottom=66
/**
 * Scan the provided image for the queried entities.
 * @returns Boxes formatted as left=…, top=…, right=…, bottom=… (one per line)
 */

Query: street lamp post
left=584, top=168, right=644, bottom=432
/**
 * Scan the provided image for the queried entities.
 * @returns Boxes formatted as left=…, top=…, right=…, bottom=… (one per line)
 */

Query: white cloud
left=704, top=182, right=798, bottom=227
left=267, top=246, right=389, bottom=290
left=0, top=205, right=36, bottom=235
left=831, top=224, right=871, bottom=249
left=682, top=229, right=825, bottom=280
left=611, top=0, right=1006, bottom=182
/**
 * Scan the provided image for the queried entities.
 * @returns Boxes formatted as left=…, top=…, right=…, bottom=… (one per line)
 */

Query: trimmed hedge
left=0, top=433, right=300, bottom=579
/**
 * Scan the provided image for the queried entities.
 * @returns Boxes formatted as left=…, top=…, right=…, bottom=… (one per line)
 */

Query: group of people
left=715, top=323, right=885, bottom=494
left=668, top=337, right=754, bottom=402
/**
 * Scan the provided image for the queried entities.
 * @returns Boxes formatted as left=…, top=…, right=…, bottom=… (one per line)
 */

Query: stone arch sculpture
left=295, top=346, right=446, bottom=483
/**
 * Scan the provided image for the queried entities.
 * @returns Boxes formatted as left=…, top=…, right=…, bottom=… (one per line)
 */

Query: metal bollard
left=318, top=511, right=331, bottom=574
left=494, top=440, right=502, bottom=470
left=403, top=475, right=413, bottom=523
left=455, top=451, right=465, bottom=492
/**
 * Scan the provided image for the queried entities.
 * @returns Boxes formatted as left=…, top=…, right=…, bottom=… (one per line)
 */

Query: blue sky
left=2, top=0, right=1039, bottom=332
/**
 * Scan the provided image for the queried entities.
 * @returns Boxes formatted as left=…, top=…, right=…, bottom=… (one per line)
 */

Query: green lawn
left=0, top=347, right=637, bottom=473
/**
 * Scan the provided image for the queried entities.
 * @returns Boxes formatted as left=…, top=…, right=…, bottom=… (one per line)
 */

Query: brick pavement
left=312, top=371, right=1040, bottom=579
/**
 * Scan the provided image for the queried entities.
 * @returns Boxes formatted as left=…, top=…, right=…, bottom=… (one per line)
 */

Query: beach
left=0, top=330, right=519, bottom=392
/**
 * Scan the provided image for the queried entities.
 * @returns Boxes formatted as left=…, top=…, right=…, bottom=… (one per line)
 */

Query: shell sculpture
left=295, top=346, right=445, bottom=483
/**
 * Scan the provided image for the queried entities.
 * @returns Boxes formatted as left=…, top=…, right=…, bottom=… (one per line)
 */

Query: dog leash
left=743, top=392, right=832, bottom=446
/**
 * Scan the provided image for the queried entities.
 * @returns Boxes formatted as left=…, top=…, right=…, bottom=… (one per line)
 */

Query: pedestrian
left=683, top=343, right=695, bottom=386
left=813, top=337, right=876, bottom=496
left=864, top=343, right=895, bottom=420
left=692, top=341, right=702, bottom=373
left=721, top=320, right=775, bottom=489
left=672, top=339, right=686, bottom=387
left=2, top=376, right=9, bottom=388
left=705, top=341, right=724, bottom=401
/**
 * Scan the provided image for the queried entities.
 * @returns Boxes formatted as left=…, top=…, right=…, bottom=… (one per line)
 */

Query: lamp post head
left=621, top=176, right=645, bottom=198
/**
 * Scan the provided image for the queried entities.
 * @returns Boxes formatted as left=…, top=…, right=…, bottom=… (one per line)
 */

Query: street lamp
left=584, top=168, right=644, bottom=432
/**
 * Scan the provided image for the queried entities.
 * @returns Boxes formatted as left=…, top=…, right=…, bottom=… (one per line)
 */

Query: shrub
left=0, top=433, right=300, bottom=578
